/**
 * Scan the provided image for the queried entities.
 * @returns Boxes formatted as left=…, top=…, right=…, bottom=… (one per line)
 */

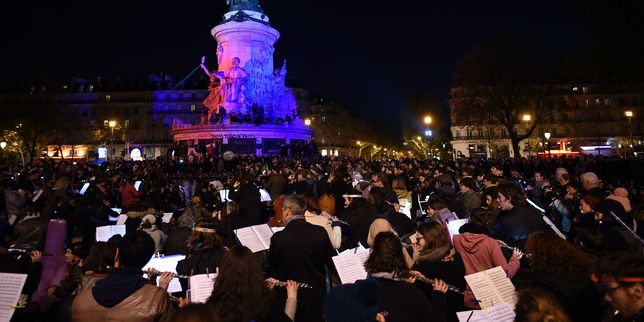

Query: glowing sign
left=130, top=148, right=142, bottom=161
left=98, top=147, right=107, bottom=159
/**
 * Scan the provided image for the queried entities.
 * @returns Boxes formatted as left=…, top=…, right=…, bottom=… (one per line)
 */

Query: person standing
left=268, top=195, right=337, bottom=322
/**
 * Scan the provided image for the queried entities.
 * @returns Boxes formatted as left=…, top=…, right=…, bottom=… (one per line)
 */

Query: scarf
left=417, top=245, right=453, bottom=263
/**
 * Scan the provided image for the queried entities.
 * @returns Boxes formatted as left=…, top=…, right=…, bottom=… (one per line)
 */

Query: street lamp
left=424, top=116, right=432, bottom=125
left=544, top=131, right=551, bottom=158
left=522, top=114, right=532, bottom=157
left=0, top=141, right=5, bottom=160
left=304, top=118, right=311, bottom=126
left=625, top=110, right=634, bottom=151
left=109, top=120, right=117, bottom=160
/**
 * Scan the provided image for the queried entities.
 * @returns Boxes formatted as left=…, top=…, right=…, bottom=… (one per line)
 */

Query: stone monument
left=172, top=0, right=312, bottom=155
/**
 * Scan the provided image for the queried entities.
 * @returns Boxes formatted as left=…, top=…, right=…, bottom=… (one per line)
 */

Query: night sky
left=1, top=0, right=591, bottom=132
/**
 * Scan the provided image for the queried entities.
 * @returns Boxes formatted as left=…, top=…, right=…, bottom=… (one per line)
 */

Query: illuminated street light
left=522, top=114, right=531, bottom=122
left=109, top=120, right=117, bottom=160
left=626, top=110, right=634, bottom=151
left=424, top=116, right=432, bottom=125
left=304, top=118, right=311, bottom=126
left=0, top=142, right=6, bottom=150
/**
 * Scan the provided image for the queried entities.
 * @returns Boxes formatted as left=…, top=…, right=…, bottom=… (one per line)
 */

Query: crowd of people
left=1, top=152, right=644, bottom=322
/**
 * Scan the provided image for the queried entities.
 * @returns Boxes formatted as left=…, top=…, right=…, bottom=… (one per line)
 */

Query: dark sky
left=0, top=0, right=589, bottom=130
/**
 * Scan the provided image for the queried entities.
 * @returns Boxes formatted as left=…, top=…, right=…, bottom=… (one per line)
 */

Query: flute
left=268, top=279, right=313, bottom=289
left=414, top=275, right=464, bottom=295
left=498, top=244, right=533, bottom=259
left=143, top=270, right=192, bottom=279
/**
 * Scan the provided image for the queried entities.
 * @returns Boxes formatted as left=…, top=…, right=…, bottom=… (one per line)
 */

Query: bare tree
left=451, top=33, right=556, bottom=158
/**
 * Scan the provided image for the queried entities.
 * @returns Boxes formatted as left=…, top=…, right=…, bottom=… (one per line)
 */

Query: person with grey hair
left=580, top=171, right=609, bottom=199
left=268, top=195, right=337, bottom=322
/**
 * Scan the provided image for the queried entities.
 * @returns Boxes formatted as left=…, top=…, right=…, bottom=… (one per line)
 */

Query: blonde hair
left=515, top=288, right=571, bottom=322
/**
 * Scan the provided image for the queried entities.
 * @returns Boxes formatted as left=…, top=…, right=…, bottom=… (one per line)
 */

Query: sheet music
left=253, top=224, right=275, bottom=250
left=142, top=255, right=186, bottom=294
left=259, top=188, right=272, bottom=202
left=0, top=273, right=27, bottom=322
left=162, top=213, right=173, bottom=224
left=332, top=252, right=368, bottom=284
left=355, top=249, right=371, bottom=264
left=235, top=227, right=265, bottom=253
left=447, top=219, right=469, bottom=241
left=116, top=215, right=128, bottom=225
left=96, top=224, right=126, bottom=242
left=486, top=303, right=515, bottom=322
left=456, top=310, right=489, bottom=322
left=464, top=266, right=517, bottom=310
left=270, top=226, right=285, bottom=233
left=456, top=304, right=514, bottom=322
left=189, top=274, right=216, bottom=303
left=485, top=267, right=518, bottom=308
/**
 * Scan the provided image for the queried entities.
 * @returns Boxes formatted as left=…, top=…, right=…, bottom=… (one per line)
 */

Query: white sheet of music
left=252, top=224, right=275, bottom=250
left=162, top=213, right=173, bottom=223
left=235, top=227, right=266, bottom=253
left=0, top=273, right=27, bottom=322
left=456, top=303, right=514, bottom=322
left=447, top=219, right=469, bottom=241
left=464, top=266, right=517, bottom=310
left=96, top=224, right=126, bottom=242
left=189, top=273, right=217, bottom=303
left=142, top=255, right=186, bottom=293
left=116, top=215, right=128, bottom=225
left=333, top=251, right=368, bottom=284
left=456, top=310, right=489, bottom=322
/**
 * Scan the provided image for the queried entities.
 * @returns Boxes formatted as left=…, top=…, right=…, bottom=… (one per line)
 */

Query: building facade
left=449, top=84, right=644, bottom=158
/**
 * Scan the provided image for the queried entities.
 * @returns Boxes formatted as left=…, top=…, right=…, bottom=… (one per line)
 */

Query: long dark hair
left=207, top=246, right=269, bottom=322
left=365, top=232, right=409, bottom=278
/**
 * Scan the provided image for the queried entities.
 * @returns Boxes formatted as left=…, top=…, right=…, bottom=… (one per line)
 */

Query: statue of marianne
left=225, top=0, right=263, bottom=13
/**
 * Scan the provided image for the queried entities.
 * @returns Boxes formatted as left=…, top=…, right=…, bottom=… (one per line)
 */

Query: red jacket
left=121, top=183, right=142, bottom=207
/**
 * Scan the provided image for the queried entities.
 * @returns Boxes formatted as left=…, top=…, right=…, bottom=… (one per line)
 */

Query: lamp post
left=625, top=110, right=634, bottom=152
left=109, top=120, right=117, bottom=160
left=544, top=131, right=551, bottom=158
left=522, top=114, right=532, bottom=157
left=423, top=115, right=432, bottom=159
left=0, top=141, right=5, bottom=160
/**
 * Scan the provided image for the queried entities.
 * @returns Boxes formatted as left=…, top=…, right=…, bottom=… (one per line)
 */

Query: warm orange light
left=424, top=116, right=432, bottom=125
left=522, top=114, right=531, bottom=122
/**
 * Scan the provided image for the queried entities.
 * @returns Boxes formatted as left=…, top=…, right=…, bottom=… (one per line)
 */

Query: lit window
left=582, top=87, right=589, bottom=94
left=105, top=95, right=111, bottom=102
left=191, top=104, right=196, bottom=112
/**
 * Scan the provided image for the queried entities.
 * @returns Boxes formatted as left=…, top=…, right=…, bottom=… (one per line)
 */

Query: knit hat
left=606, top=187, right=632, bottom=213
left=581, top=195, right=601, bottom=209
left=324, top=278, right=381, bottom=322
left=142, top=214, right=156, bottom=224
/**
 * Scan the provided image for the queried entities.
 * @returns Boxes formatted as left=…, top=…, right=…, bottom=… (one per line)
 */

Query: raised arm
left=200, top=56, right=212, bottom=77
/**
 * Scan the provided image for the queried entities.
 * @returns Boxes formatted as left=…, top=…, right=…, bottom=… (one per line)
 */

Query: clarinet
left=414, top=275, right=464, bottom=295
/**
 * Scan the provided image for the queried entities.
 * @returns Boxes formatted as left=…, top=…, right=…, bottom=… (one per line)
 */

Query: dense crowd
left=2, top=152, right=644, bottom=322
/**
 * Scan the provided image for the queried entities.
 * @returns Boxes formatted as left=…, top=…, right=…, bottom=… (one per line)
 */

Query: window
left=190, top=104, right=196, bottom=112
left=604, top=98, right=612, bottom=106
left=124, top=120, right=130, bottom=127
left=105, top=95, right=111, bottom=103
left=478, top=129, right=483, bottom=137
left=582, top=87, right=589, bottom=94
left=501, top=129, right=507, bottom=137
left=467, top=129, right=473, bottom=138
left=489, top=129, right=494, bottom=137
left=455, top=130, right=461, bottom=138
left=594, top=98, right=600, bottom=106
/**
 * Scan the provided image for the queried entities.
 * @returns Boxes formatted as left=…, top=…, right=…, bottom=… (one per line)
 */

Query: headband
left=194, top=227, right=217, bottom=233
left=591, top=273, right=644, bottom=284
